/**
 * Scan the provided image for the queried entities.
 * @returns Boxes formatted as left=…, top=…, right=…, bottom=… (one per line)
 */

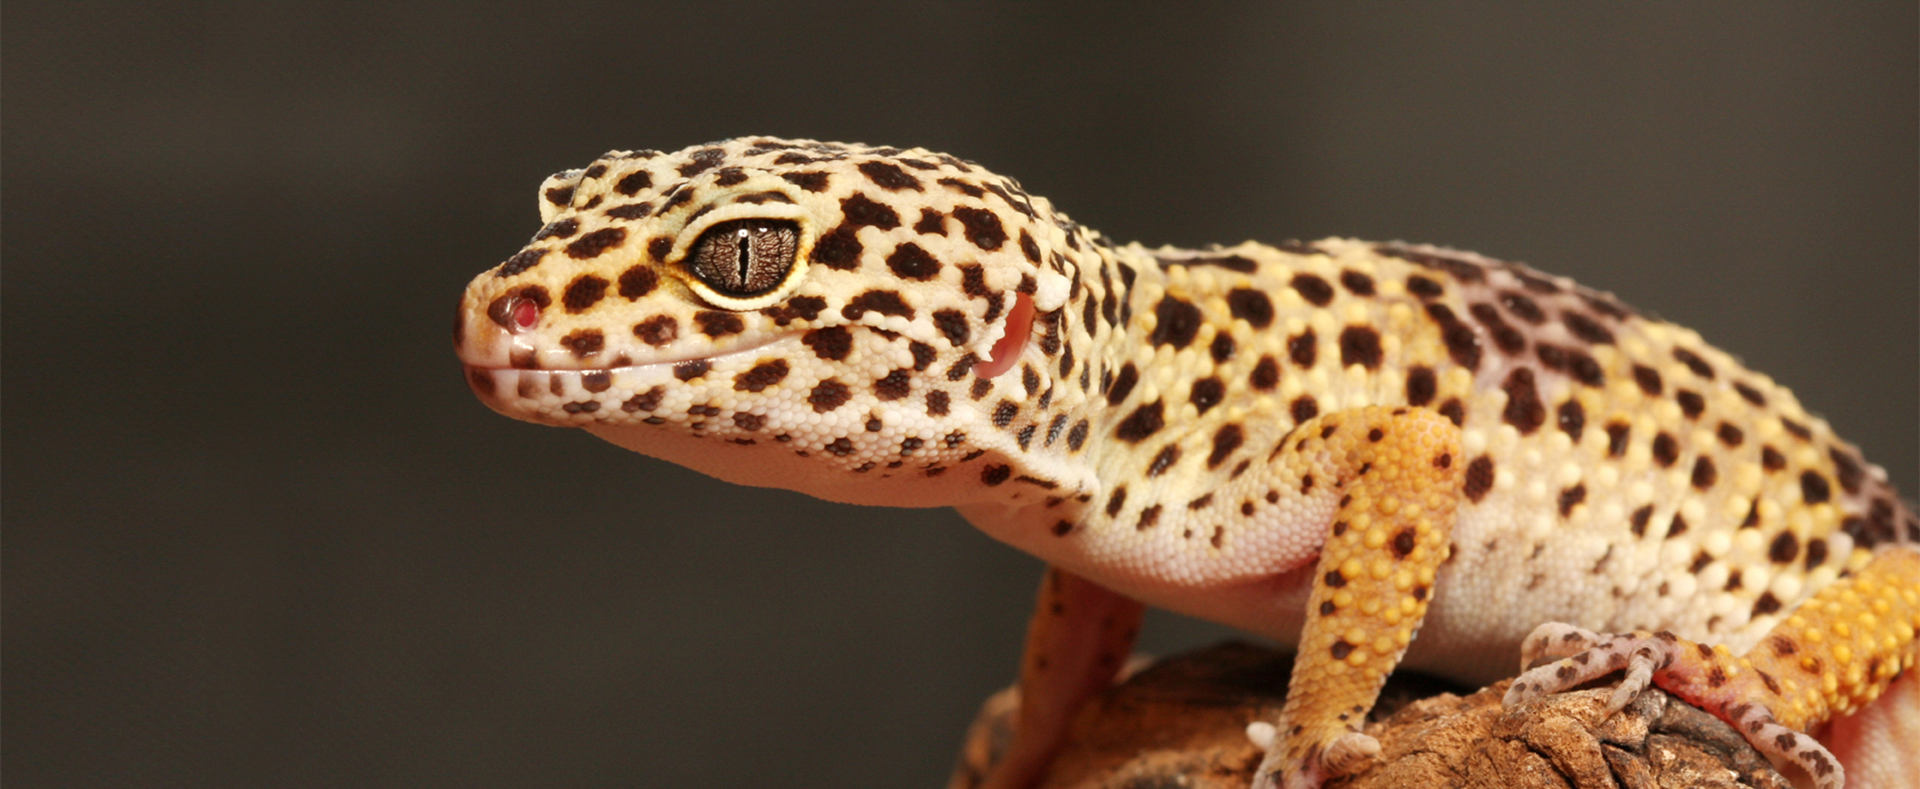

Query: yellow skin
left=455, top=138, right=1919, bottom=788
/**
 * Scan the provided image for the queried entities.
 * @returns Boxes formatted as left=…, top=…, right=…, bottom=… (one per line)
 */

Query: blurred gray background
left=5, top=3, right=1913, bottom=787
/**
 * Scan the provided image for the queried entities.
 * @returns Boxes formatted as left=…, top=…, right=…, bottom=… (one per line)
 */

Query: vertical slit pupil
left=736, top=228, right=752, bottom=282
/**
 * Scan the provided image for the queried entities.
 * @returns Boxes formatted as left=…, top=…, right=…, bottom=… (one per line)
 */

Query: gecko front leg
left=971, top=566, right=1144, bottom=789
left=1252, top=406, right=1462, bottom=789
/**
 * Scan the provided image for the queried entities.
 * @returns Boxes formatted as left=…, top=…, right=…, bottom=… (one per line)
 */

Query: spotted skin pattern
left=455, top=139, right=1919, bottom=789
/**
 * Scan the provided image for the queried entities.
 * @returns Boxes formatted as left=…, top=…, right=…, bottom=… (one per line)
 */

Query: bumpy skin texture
left=455, top=138, right=1920, bottom=788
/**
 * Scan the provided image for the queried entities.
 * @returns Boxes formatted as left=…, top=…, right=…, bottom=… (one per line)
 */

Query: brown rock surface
left=952, top=642, right=1793, bottom=789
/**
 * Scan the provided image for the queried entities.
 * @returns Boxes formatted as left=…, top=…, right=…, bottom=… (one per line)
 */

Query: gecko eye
left=687, top=219, right=800, bottom=298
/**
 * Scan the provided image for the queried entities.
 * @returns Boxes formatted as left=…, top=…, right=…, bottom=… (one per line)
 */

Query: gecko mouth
left=460, top=335, right=792, bottom=424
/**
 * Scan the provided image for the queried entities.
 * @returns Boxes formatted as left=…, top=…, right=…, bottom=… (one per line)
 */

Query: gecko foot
left=1247, top=726, right=1379, bottom=789
left=1503, top=625, right=1844, bottom=789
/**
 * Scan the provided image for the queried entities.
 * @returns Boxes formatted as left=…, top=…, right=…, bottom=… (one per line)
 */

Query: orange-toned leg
left=1249, top=407, right=1462, bottom=789
left=976, top=566, right=1143, bottom=789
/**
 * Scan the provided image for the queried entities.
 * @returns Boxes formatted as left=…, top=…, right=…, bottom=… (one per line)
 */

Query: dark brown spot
left=1632, top=365, right=1663, bottom=396
left=1606, top=422, right=1630, bottom=457
left=1290, top=396, right=1318, bottom=424
left=733, top=412, right=764, bottom=431
left=857, top=160, right=921, bottom=191
left=1134, top=446, right=1178, bottom=481
left=1498, top=291, right=1545, bottom=324
left=1500, top=368, right=1545, bottom=434
left=1691, top=458, right=1718, bottom=490
left=1690, top=551, right=1714, bottom=573
left=1470, top=303, right=1527, bottom=355
left=677, top=147, right=725, bottom=176
left=559, top=329, right=604, bottom=358
left=1114, top=400, right=1165, bottom=443
left=672, top=359, right=709, bottom=381
left=632, top=315, right=678, bottom=346
left=1227, top=289, right=1275, bottom=328
left=873, top=369, right=912, bottom=401
left=1391, top=529, right=1416, bottom=558
left=841, top=289, right=914, bottom=320
left=1752, top=593, right=1782, bottom=618
left=1676, top=390, right=1705, bottom=419
left=622, top=386, right=666, bottom=413
left=1762, top=445, right=1786, bottom=471
left=1339, top=270, right=1375, bottom=296
left=1558, top=484, right=1586, bottom=516
left=733, top=359, right=790, bottom=392
left=991, top=400, right=1018, bottom=428
left=614, top=169, right=653, bottom=196
left=1190, top=377, right=1225, bottom=415
left=806, top=224, right=863, bottom=271
left=808, top=379, right=851, bottom=412
left=1405, top=366, right=1436, bottom=407
left=1566, top=349, right=1604, bottom=387
left=1187, top=493, right=1214, bottom=510
left=693, top=311, right=745, bottom=337
left=1209, top=333, right=1236, bottom=363
left=1291, top=274, right=1334, bottom=306
left=1288, top=330, right=1317, bottom=368
left=1426, top=304, right=1481, bottom=370
left=1630, top=505, right=1654, bottom=537
left=951, top=206, right=1007, bottom=251
left=880, top=242, right=943, bottom=281
left=1324, top=570, right=1348, bottom=588
left=1464, top=456, right=1495, bottom=503
left=1666, top=514, right=1688, bottom=539
left=1800, top=472, right=1830, bottom=505
left=1050, top=519, right=1072, bottom=537
left=1405, top=276, right=1443, bottom=299
left=1652, top=432, right=1679, bottom=467
left=1108, top=363, right=1139, bottom=405
left=1557, top=399, right=1585, bottom=442
left=1804, top=538, right=1827, bottom=570
left=1338, top=326, right=1383, bottom=369
left=1149, top=297, right=1203, bottom=349
left=1673, top=348, right=1715, bottom=379
left=1562, top=311, right=1615, bottom=345
left=1717, top=422, right=1744, bottom=447
left=1136, top=505, right=1162, bottom=531
left=1734, top=381, right=1767, bottom=406
left=534, top=218, right=579, bottom=241
left=802, top=326, right=854, bottom=361
left=839, top=193, right=900, bottom=229
left=779, top=170, right=832, bottom=192
left=1829, top=448, right=1864, bottom=495
left=544, top=184, right=575, bottom=207
left=1250, top=356, right=1280, bottom=391
left=1019, top=230, right=1040, bottom=263
left=1067, top=420, right=1090, bottom=451
left=1208, top=424, right=1245, bottom=469
left=496, top=248, right=548, bottom=278
left=1768, top=531, right=1800, bottom=564
left=610, top=267, right=659, bottom=302
left=981, top=464, right=1011, bottom=486
left=565, top=227, right=626, bottom=259
left=1438, top=398, right=1464, bottom=426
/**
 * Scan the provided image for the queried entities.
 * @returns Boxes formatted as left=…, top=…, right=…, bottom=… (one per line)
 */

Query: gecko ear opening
left=973, top=292, right=1034, bottom=379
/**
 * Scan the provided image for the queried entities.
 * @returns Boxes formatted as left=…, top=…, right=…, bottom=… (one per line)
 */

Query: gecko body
left=455, top=139, right=1919, bottom=788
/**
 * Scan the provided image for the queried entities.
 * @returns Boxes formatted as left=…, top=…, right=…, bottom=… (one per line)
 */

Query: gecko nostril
left=488, top=292, right=544, bottom=333
left=513, top=299, right=540, bottom=331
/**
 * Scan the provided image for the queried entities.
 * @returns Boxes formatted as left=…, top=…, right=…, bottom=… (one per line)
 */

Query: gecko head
left=454, top=138, right=1090, bottom=503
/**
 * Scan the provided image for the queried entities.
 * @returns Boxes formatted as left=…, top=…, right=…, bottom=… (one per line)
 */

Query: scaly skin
left=455, top=138, right=1919, bottom=788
